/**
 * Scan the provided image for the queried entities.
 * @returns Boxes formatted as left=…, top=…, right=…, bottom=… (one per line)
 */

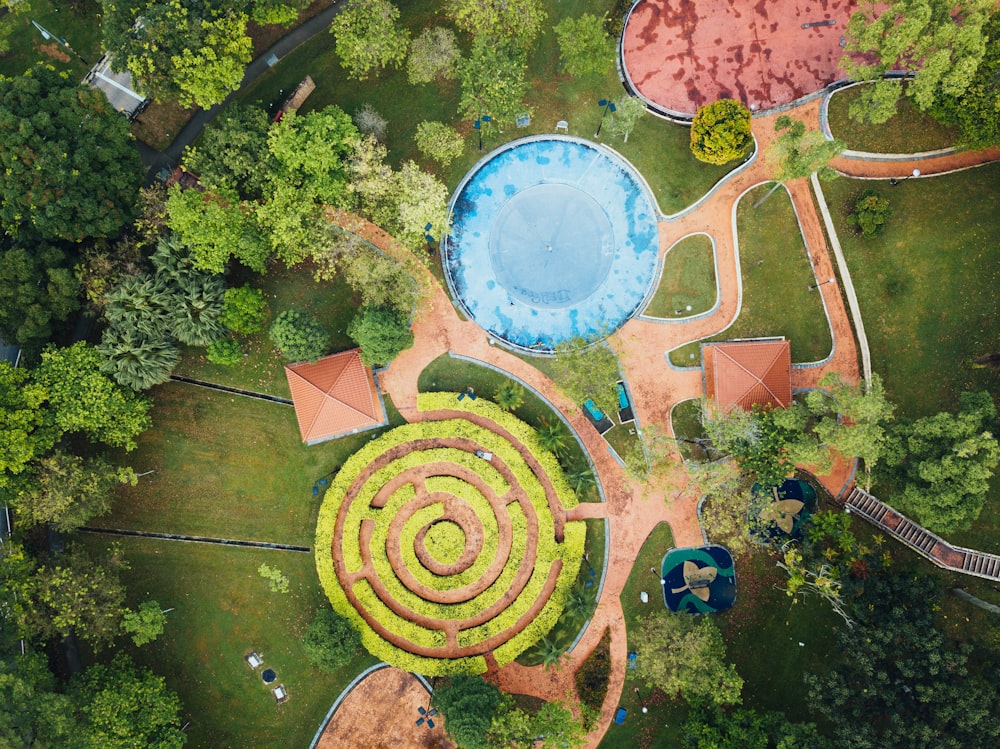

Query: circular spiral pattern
left=315, top=404, right=585, bottom=675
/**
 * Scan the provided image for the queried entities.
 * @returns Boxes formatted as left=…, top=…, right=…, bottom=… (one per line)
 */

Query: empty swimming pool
left=444, top=137, right=660, bottom=352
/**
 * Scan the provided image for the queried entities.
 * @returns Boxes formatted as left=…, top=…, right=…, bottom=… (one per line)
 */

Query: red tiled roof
left=704, top=339, right=792, bottom=411
left=284, top=350, right=385, bottom=444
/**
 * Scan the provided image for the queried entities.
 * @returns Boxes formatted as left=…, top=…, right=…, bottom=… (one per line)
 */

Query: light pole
left=595, top=99, right=616, bottom=138
left=808, top=276, right=835, bottom=291
left=474, top=115, right=492, bottom=151
left=31, top=20, right=89, bottom=65
left=890, top=168, right=920, bottom=187
left=424, top=223, right=436, bottom=253
left=634, top=687, right=648, bottom=714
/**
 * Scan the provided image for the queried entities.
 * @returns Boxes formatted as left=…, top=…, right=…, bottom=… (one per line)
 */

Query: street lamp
left=634, top=687, right=648, bottom=714
left=890, top=168, right=920, bottom=187
left=808, top=276, right=835, bottom=291
left=424, top=223, right=436, bottom=254
left=474, top=115, right=492, bottom=151
left=31, top=20, right=89, bottom=65
left=595, top=99, right=616, bottom=138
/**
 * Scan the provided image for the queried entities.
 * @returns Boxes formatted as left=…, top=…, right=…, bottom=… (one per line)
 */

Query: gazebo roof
left=284, top=350, right=387, bottom=445
left=703, top=339, right=792, bottom=411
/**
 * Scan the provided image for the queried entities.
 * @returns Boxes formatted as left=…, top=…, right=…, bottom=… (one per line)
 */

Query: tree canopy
left=0, top=243, right=80, bottom=349
left=0, top=64, right=142, bottom=241
left=300, top=607, right=361, bottom=672
left=690, top=99, right=753, bottom=165
left=553, top=13, right=614, bottom=78
left=329, top=0, right=409, bottom=80
left=433, top=675, right=504, bottom=749
left=842, top=0, right=995, bottom=122
left=457, top=37, right=530, bottom=126
left=879, top=391, right=999, bottom=533
left=447, top=0, right=546, bottom=49
left=769, top=115, right=844, bottom=182
left=347, top=305, right=414, bottom=367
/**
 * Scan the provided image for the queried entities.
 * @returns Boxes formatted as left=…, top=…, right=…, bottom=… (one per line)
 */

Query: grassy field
left=818, top=166, right=1000, bottom=553
left=599, top=522, right=685, bottom=749
left=78, top=534, right=376, bottom=749
left=643, top=234, right=717, bottom=319
left=417, top=354, right=602, bottom=502
left=235, top=0, right=739, bottom=215
left=173, top=263, right=359, bottom=398
left=103, top=382, right=403, bottom=545
left=0, top=2, right=101, bottom=79
left=827, top=84, right=958, bottom=153
left=669, top=184, right=833, bottom=366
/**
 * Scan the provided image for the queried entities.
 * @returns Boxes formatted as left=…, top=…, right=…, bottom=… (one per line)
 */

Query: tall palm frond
left=97, top=326, right=179, bottom=391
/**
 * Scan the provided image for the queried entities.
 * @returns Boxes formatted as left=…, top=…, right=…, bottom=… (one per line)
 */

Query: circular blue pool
left=444, top=137, right=660, bottom=352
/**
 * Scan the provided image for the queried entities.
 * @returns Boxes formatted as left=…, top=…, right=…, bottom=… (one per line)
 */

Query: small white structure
left=84, top=54, right=147, bottom=118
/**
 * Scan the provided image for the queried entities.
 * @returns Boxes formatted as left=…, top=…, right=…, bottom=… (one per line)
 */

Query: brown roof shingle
left=704, top=339, right=792, bottom=411
left=284, top=350, right=386, bottom=444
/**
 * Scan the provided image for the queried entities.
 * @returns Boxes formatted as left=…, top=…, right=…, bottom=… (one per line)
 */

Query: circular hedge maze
left=315, top=393, right=586, bottom=675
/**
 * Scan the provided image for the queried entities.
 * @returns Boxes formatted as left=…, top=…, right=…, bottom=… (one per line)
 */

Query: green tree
left=842, top=0, right=995, bottom=121
left=250, top=0, right=310, bottom=26
left=606, top=95, right=647, bottom=143
left=447, top=0, right=546, bottom=49
left=121, top=600, right=168, bottom=647
left=490, top=699, right=587, bottom=749
left=183, top=103, right=273, bottom=198
left=0, top=64, right=142, bottom=241
left=550, top=338, right=621, bottom=418
left=206, top=337, right=243, bottom=366
left=220, top=285, right=269, bottom=335
left=97, top=327, right=180, bottom=391
left=169, top=274, right=226, bottom=347
left=807, top=572, right=1000, bottom=749
left=165, top=185, right=270, bottom=273
left=536, top=420, right=568, bottom=456
left=10, top=451, right=135, bottom=532
left=770, top=115, right=844, bottom=182
left=345, top=135, right=400, bottom=229
left=17, top=545, right=128, bottom=649
left=849, top=188, right=893, bottom=237
left=34, top=343, right=152, bottom=449
left=0, top=651, right=79, bottom=746
left=0, top=243, right=80, bottom=348
left=415, top=121, right=465, bottom=167
left=457, top=37, right=530, bottom=126
left=553, top=13, right=614, bottom=78
left=703, top=405, right=792, bottom=488
left=407, top=26, right=460, bottom=84
left=347, top=305, right=414, bottom=367
left=493, top=381, right=524, bottom=411
left=681, top=706, right=832, bottom=749
left=301, top=607, right=362, bottom=672
left=103, top=0, right=252, bottom=107
left=340, top=249, right=419, bottom=316
left=329, top=0, right=409, bottom=80
left=0, top=363, right=56, bottom=488
left=563, top=583, right=594, bottom=621
left=269, top=310, right=329, bottom=363
left=690, top=99, right=753, bottom=165
left=69, top=654, right=187, bottom=748
left=633, top=612, right=743, bottom=707
left=697, top=463, right=758, bottom=557
left=880, top=391, right=999, bottom=533
left=433, top=675, right=504, bottom=749
left=396, top=161, right=451, bottom=251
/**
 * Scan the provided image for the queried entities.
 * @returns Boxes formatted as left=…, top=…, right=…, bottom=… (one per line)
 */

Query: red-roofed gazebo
left=702, top=339, right=792, bottom=412
left=284, top=350, right=388, bottom=445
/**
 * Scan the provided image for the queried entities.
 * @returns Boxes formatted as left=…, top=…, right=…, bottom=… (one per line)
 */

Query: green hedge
left=315, top=396, right=586, bottom=675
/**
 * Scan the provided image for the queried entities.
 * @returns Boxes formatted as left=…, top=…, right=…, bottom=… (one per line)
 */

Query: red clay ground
left=315, top=667, right=454, bottom=749
left=622, top=0, right=859, bottom=115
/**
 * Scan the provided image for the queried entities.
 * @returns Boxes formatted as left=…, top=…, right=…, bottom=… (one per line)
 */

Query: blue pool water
left=444, top=137, right=660, bottom=352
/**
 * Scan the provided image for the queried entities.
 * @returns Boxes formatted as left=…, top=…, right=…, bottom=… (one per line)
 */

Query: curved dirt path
left=328, top=93, right=1000, bottom=745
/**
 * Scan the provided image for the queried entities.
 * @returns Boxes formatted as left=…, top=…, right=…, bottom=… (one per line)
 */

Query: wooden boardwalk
left=844, top=487, right=1000, bottom=582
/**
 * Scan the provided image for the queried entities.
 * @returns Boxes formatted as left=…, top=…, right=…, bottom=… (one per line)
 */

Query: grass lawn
left=818, top=167, right=1000, bottom=553
left=235, top=0, right=739, bottom=215
left=827, top=84, right=958, bottom=153
left=417, top=353, right=602, bottom=502
left=0, top=2, right=102, bottom=79
left=669, top=399, right=714, bottom=463
left=102, top=382, right=404, bottom=546
left=173, top=262, right=359, bottom=398
left=669, top=183, right=833, bottom=367
left=600, top=522, right=687, bottom=749
left=518, top=517, right=608, bottom=666
left=78, top=534, right=376, bottom=749
left=643, top=234, right=717, bottom=319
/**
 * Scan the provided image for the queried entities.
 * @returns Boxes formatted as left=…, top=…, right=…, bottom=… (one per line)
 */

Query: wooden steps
left=843, top=486, right=1000, bottom=582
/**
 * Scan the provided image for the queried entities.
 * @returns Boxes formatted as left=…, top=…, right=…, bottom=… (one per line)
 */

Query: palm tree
left=104, top=275, right=173, bottom=339
left=493, top=381, right=524, bottom=411
left=169, top=275, right=226, bottom=347
left=565, top=462, right=595, bottom=494
left=536, top=420, right=568, bottom=456
left=564, top=583, right=594, bottom=621
left=151, top=235, right=197, bottom=284
left=97, top=327, right=179, bottom=390
left=537, top=636, right=564, bottom=669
